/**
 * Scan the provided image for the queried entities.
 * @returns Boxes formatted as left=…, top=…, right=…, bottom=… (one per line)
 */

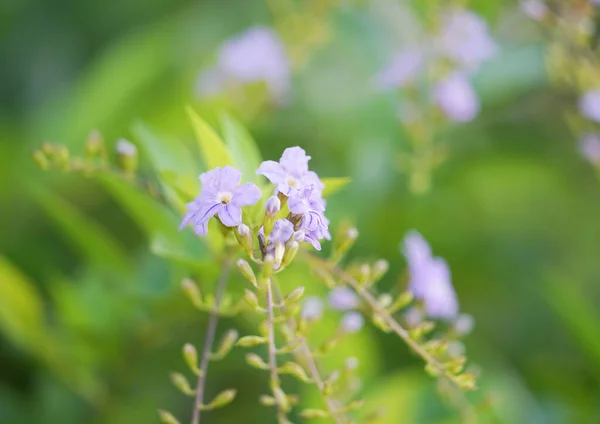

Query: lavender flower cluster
left=377, top=8, right=498, bottom=123
left=180, top=147, right=330, bottom=257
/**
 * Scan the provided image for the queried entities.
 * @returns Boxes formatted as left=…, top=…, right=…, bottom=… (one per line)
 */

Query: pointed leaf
left=220, top=113, right=262, bottom=184
left=186, top=107, right=234, bottom=169
left=322, top=177, right=351, bottom=197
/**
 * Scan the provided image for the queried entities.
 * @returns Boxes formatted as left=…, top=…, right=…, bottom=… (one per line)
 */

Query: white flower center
left=217, top=191, right=233, bottom=204
left=286, top=176, right=300, bottom=188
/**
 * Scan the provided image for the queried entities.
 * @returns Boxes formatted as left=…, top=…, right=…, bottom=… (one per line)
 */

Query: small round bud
left=347, top=228, right=358, bottom=240
left=265, top=195, right=281, bottom=216
left=341, top=311, right=364, bottom=333
left=115, top=138, right=138, bottom=174
left=115, top=138, right=137, bottom=157
left=328, top=287, right=359, bottom=310
left=238, top=223, right=250, bottom=237
left=235, top=224, right=253, bottom=254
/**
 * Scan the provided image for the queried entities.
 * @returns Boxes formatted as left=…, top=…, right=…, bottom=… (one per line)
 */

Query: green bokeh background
left=1, top=0, right=600, bottom=423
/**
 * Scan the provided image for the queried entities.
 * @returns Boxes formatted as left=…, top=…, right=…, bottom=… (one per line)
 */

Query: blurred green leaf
left=186, top=107, right=234, bottom=170
left=0, top=256, right=46, bottom=351
left=96, top=172, right=215, bottom=265
left=29, top=184, right=132, bottom=275
left=220, top=113, right=263, bottom=184
left=132, top=122, right=200, bottom=211
left=322, top=177, right=351, bottom=197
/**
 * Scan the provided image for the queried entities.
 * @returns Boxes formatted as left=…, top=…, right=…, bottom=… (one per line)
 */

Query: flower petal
left=256, top=160, right=286, bottom=184
left=288, top=195, right=308, bottom=214
left=216, top=165, right=243, bottom=191
left=218, top=203, right=242, bottom=227
left=232, top=183, right=262, bottom=206
left=194, top=202, right=223, bottom=224
left=280, top=147, right=310, bottom=177
left=194, top=221, right=209, bottom=236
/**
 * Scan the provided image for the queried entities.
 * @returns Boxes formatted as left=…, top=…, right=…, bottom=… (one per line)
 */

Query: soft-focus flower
left=328, top=287, right=359, bottom=310
left=437, top=9, right=498, bottom=71
left=341, top=311, right=364, bottom=333
left=454, top=313, right=475, bottom=335
left=180, top=166, right=261, bottom=235
left=376, top=48, right=424, bottom=90
left=402, top=230, right=459, bottom=320
left=289, top=188, right=330, bottom=250
left=259, top=219, right=295, bottom=252
left=579, top=89, right=600, bottom=123
left=433, top=72, right=480, bottom=122
left=198, top=26, right=290, bottom=101
left=520, top=0, right=548, bottom=21
left=115, top=138, right=137, bottom=156
left=302, top=296, right=324, bottom=320
left=256, top=146, right=323, bottom=196
left=579, top=133, right=600, bottom=164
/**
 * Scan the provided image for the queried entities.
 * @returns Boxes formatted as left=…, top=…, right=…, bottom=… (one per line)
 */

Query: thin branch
left=191, top=256, right=233, bottom=424
left=271, top=280, right=345, bottom=424
left=265, top=278, right=287, bottom=422
left=307, top=255, right=467, bottom=391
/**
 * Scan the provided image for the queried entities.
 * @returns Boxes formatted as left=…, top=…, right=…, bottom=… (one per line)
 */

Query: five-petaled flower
left=180, top=165, right=261, bottom=236
left=256, top=147, right=323, bottom=197
left=289, top=187, right=330, bottom=250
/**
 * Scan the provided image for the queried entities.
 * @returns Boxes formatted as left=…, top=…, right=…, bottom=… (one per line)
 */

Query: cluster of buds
left=31, top=130, right=139, bottom=176
left=521, top=0, right=600, bottom=168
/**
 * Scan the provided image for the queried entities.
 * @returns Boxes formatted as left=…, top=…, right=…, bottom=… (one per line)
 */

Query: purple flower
left=341, top=311, right=364, bottom=333
left=520, top=0, right=548, bottom=21
left=302, top=296, right=324, bottom=320
left=116, top=138, right=137, bottom=156
left=180, top=166, right=261, bottom=235
left=328, top=287, right=359, bottom=310
left=579, top=89, right=600, bottom=123
left=198, top=26, right=290, bottom=101
left=256, top=147, right=323, bottom=197
left=259, top=219, right=295, bottom=252
left=437, top=9, right=498, bottom=71
left=376, top=48, right=424, bottom=90
left=402, top=230, right=459, bottom=320
left=289, top=188, right=330, bottom=250
left=580, top=133, right=600, bottom=164
left=433, top=72, right=480, bottom=122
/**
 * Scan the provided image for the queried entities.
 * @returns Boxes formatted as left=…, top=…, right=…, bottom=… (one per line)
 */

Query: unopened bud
left=170, top=372, right=194, bottom=396
left=265, top=195, right=280, bottom=216
left=158, top=410, right=180, bottom=424
left=281, top=240, right=299, bottom=267
left=55, top=145, right=70, bottom=170
left=32, top=150, right=49, bottom=169
left=377, top=293, right=393, bottom=308
left=259, top=395, right=276, bottom=406
left=183, top=343, right=200, bottom=375
left=284, top=286, right=304, bottom=303
left=358, top=264, right=371, bottom=285
left=273, top=386, right=290, bottom=412
left=201, top=389, right=237, bottom=410
left=345, top=356, right=359, bottom=370
left=332, top=227, right=358, bottom=262
left=181, top=278, right=202, bottom=308
left=85, top=130, right=104, bottom=158
left=243, top=289, right=260, bottom=310
left=453, top=314, right=475, bottom=336
left=372, top=259, right=389, bottom=282
left=115, top=138, right=138, bottom=174
left=292, top=230, right=305, bottom=243
left=212, top=329, right=238, bottom=360
left=262, top=254, right=275, bottom=278
left=236, top=335, right=267, bottom=347
left=341, top=311, right=364, bottom=333
left=274, top=242, right=285, bottom=266
left=237, top=259, right=257, bottom=287
left=300, top=409, right=329, bottom=418
left=235, top=224, right=253, bottom=254
left=246, top=353, right=269, bottom=369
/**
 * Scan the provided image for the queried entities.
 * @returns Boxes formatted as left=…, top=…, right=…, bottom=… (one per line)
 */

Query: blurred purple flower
left=341, top=311, right=364, bottom=333
left=437, top=9, right=498, bottom=71
left=180, top=166, right=261, bottom=235
left=433, top=72, right=480, bottom=122
left=302, top=296, right=324, bottom=320
left=198, top=26, right=290, bottom=101
left=579, top=133, right=600, bottom=164
left=579, top=89, right=600, bottom=123
left=520, top=0, right=548, bottom=21
left=402, top=230, right=459, bottom=320
left=115, top=138, right=137, bottom=156
left=328, top=287, right=359, bottom=310
left=258, top=219, right=295, bottom=252
left=257, top=146, right=323, bottom=196
left=376, top=48, right=424, bottom=90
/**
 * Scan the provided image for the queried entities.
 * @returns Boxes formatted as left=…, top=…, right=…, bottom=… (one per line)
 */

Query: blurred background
left=1, top=0, right=600, bottom=423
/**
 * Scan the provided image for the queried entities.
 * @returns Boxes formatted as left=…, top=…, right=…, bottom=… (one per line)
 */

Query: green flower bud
left=237, top=259, right=257, bottom=287
left=300, top=409, right=330, bottom=418
left=169, top=372, right=194, bottom=396
left=181, top=278, right=203, bottom=308
left=281, top=240, right=299, bottom=267
left=284, top=286, right=304, bottom=304
left=246, top=353, right=269, bottom=369
left=200, top=389, right=237, bottom=410
left=211, top=329, right=238, bottom=360
left=158, top=410, right=180, bottom=424
left=183, top=343, right=200, bottom=376
left=236, top=335, right=267, bottom=347
left=277, top=361, right=311, bottom=382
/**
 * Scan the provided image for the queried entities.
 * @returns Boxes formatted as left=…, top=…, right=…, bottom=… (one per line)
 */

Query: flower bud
left=181, top=278, right=202, bottom=308
left=341, top=311, right=364, bottom=333
left=237, top=259, right=257, bottom=287
left=300, top=409, right=329, bottom=419
left=31, top=150, right=49, bottom=170
left=301, top=296, right=324, bottom=321
left=453, top=314, right=475, bottom=336
left=236, top=335, right=267, bottom=347
left=274, top=242, right=285, bottom=266
left=262, top=254, right=275, bottom=278
left=201, top=389, right=237, bottom=411
left=265, top=195, right=280, bottom=216
left=183, top=343, right=200, bottom=376
left=212, top=329, right=238, bottom=360
left=170, top=372, right=194, bottom=396
left=345, top=356, right=359, bottom=370
left=332, top=227, right=358, bottom=262
left=372, top=259, right=389, bottom=282
left=158, top=410, right=181, bottom=424
left=85, top=130, right=104, bottom=159
left=243, top=289, right=260, bottom=310
left=281, top=240, right=299, bottom=267
left=235, top=224, right=253, bottom=255
left=292, top=230, right=305, bottom=243
left=377, top=293, right=393, bottom=308
left=246, top=353, right=269, bottom=369
left=284, top=286, right=304, bottom=304
left=115, top=138, right=138, bottom=175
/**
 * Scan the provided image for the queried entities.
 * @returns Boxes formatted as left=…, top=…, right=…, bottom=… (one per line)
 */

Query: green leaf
left=28, top=184, right=132, bottom=275
left=0, top=256, right=46, bottom=352
left=322, top=177, right=351, bottom=197
left=220, top=113, right=262, bottom=184
left=186, top=107, right=234, bottom=170
left=132, top=121, right=200, bottom=209
left=96, top=172, right=215, bottom=265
